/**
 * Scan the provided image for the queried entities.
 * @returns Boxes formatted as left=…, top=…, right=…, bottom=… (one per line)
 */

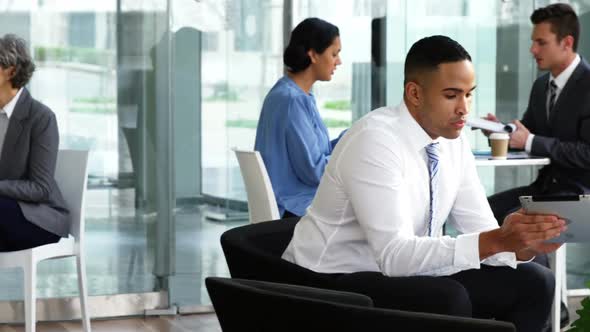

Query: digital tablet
left=519, top=195, right=590, bottom=243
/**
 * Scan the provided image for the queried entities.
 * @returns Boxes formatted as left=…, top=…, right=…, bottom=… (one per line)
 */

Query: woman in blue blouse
left=254, top=18, right=343, bottom=218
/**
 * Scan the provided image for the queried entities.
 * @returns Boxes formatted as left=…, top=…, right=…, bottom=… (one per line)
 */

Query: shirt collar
left=1, top=88, right=23, bottom=119
left=550, top=54, right=580, bottom=89
left=398, top=101, right=441, bottom=152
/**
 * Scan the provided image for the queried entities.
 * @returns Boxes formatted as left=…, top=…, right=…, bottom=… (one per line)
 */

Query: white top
left=525, top=54, right=580, bottom=152
left=549, top=54, right=580, bottom=103
left=282, top=102, right=519, bottom=277
left=0, top=88, right=23, bottom=155
left=0, top=87, right=23, bottom=119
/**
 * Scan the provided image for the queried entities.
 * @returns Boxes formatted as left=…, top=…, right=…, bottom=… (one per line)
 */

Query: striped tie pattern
left=425, top=143, right=440, bottom=237
left=548, top=80, right=557, bottom=117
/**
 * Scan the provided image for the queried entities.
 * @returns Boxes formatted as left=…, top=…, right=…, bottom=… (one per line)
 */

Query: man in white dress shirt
left=282, top=35, right=566, bottom=332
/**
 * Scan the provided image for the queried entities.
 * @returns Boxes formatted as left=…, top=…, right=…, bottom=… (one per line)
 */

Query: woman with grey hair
left=0, top=34, right=70, bottom=251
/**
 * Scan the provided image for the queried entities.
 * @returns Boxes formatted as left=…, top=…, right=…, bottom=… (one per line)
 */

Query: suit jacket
left=522, top=57, right=590, bottom=193
left=0, top=88, right=69, bottom=237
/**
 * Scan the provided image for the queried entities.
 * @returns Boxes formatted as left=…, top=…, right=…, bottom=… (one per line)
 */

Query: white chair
left=0, top=150, right=91, bottom=332
left=234, top=149, right=280, bottom=223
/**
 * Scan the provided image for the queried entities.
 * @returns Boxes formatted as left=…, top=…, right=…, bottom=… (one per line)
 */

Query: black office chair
left=220, top=218, right=504, bottom=319
left=206, top=277, right=516, bottom=332
left=220, top=217, right=335, bottom=289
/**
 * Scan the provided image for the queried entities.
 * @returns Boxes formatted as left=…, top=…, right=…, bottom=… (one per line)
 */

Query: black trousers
left=282, top=210, right=299, bottom=218
left=0, top=196, right=60, bottom=252
left=331, top=264, right=554, bottom=332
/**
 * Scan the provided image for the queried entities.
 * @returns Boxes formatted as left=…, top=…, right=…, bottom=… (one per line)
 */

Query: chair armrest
left=232, top=278, right=374, bottom=307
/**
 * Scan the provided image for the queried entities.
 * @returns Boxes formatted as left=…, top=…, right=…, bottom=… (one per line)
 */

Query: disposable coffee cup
left=489, top=133, right=509, bottom=160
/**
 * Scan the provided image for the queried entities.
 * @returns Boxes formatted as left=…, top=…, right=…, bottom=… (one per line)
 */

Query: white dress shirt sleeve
left=447, top=137, right=517, bottom=268
left=335, top=129, right=515, bottom=277
left=525, top=133, right=535, bottom=153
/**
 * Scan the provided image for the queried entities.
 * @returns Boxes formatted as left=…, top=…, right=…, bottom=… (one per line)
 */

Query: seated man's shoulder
left=336, top=108, right=403, bottom=156
left=356, top=106, right=402, bottom=131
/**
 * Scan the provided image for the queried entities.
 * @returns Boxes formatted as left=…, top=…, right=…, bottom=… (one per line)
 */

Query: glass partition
left=0, top=0, right=587, bottom=318
left=0, top=0, right=174, bottom=308
left=200, top=0, right=285, bottom=204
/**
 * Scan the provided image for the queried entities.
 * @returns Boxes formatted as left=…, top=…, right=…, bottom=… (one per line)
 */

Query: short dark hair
left=283, top=18, right=339, bottom=73
left=404, top=35, right=471, bottom=85
left=0, top=34, right=35, bottom=88
left=531, top=3, right=579, bottom=51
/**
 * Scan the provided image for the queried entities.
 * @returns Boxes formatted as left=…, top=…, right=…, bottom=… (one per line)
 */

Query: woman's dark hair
left=531, top=3, right=579, bottom=52
left=0, top=34, right=35, bottom=88
left=283, top=18, right=339, bottom=73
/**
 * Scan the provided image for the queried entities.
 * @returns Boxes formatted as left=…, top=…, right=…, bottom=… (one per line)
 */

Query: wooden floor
left=0, top=296, right=583, bottom=332
left=0, top=313, right=221, bottom=332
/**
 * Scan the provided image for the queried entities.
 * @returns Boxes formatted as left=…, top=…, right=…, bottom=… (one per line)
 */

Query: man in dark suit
left=488, top=3, right=590, bottom=223
left=486, top=3, right=588, bottom=328
left=0, top=34, right=69, bottom=251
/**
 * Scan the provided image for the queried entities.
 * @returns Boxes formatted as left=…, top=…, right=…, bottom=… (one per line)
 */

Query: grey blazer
left=522, top=58, right=590, bottom=192
left=0, top=88, right=69, bottom=237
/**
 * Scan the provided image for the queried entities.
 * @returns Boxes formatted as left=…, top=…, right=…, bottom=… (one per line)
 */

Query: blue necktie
left=425, top=143, right=440, bottom=236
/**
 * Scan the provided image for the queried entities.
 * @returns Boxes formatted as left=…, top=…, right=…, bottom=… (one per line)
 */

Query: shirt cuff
left=454, top=233, right=481, bottom=270
left=525, top=133, right=535, bottom=153
left=516, top=255, right=535, bottom=264
left=482, top=251, right=517, bottom=269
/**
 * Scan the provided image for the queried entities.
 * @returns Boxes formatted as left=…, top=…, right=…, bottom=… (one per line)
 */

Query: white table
left=475, top=154, right=565, bottom=331
left=474, top=156, right=550, bottom=167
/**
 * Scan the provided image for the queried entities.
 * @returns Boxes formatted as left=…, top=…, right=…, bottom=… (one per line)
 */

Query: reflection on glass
left=292, top=0, right=371, bottom=138
left=200, top=0, right=284, bottom=202
left=0, top=0, right=587, bottom=312
left=0, top=0, right=174, bottom=301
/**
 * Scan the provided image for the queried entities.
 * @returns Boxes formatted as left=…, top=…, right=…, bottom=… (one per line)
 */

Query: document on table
left=472, top=150, right=531, bottom=159
left=467, top=118, right=516, bottom=133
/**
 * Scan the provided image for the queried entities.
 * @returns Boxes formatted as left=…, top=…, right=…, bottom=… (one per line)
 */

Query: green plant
left=324, top=99, right=351, bottom=111
left=73, top=97, right=116, bottom=103
left=226, top=119, right=257, bottom=128
left=34, top=46, right=114, bottom=66
left=225, top=117, right=350, bottom=129
left=205, top=83, right=241, bottom=102
left=568, top=280, right=590, bottom=331
left=70, top=106, right=115, bottom=114
left=323, top=118, right=351, bottom=128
